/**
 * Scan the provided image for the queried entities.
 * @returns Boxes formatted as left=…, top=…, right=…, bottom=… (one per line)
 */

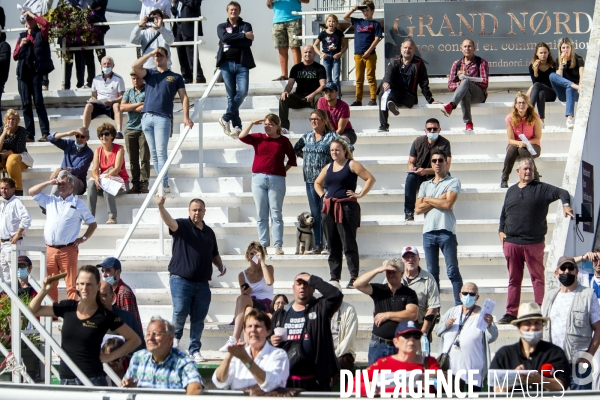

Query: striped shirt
left=293, top=130, right=354, bottom=183
left=124, top=348, right=201, bottom=390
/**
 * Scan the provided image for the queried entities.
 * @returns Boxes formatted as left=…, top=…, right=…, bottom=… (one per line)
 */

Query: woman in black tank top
left=314, top=138, right=376, bottom=289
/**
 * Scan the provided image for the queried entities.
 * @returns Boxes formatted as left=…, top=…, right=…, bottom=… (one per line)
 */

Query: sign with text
left=384, top=0, right=594, bottom=75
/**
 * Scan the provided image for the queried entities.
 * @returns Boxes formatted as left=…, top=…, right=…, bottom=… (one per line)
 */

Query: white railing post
left=61, top=40, right=66, bottom=90
left=39, top=249, right=52, bottom=385
left=10, top=244, right=21, bottom=384
left=198, top=100, right=204, bottom=179
left=193, top=21, right=199, bottom=84
left=302, top=15, right=306, bottom=47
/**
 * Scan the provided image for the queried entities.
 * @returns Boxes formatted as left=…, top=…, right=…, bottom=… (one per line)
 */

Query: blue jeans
left=170, top=275, right=211, bottom=355
left=423, top=229, right=463, bottom=305
left=61, top=376, right=107, bottom=386
left=404, top=173, right=428, bottom=217
left=322, top=56, right=341, bottom=97
left=549, top=72, right=579, bottom=117
left=368, top=340, right=397, bottom=365
left=305, top=182, right=323, bottom=248
left=142, top=112, right=171, bottom=187
left=252, top=173, right=286, bottom=248
left=220, top=61, right=249, bottom=129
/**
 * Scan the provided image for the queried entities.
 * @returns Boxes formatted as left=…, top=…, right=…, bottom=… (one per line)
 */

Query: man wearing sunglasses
left=415, top=149, right=463, bottom=306
left=498, top=157, right=573, bottom=325
left=405, top=118, right=451, bottom=221
left=541, top=256, right=600, bottom=390
left=47, top=128, right=94, bottom=196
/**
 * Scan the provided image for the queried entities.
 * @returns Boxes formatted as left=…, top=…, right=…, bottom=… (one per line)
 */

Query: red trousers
left=46, top=245, right=79, bottom=301
left=503, top=241, right=545, bottom=316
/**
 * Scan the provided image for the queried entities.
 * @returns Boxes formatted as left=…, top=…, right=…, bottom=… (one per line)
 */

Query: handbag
left=436, top=307, right=474, bottom=371
left=20, top=151, right=33, bottom=168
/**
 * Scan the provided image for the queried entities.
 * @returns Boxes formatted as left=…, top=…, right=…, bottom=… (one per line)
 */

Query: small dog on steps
left=296, top=212, right=315, bottom=254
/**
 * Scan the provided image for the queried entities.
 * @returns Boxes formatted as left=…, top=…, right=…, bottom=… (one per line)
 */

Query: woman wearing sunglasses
left=87, top=123, right=130, bottom=224
left=435, top=282, right=497, bottom=392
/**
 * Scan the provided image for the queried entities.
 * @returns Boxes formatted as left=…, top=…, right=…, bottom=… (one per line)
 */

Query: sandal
left=106, top=219, right=117, bottom=224
left=272, top=75, right=288, bottom=81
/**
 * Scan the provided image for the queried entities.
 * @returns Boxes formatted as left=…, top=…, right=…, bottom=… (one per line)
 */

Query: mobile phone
left=241, top=283, right=250, bottom=290
left=252, top=255, right=259, bottom=264
left=357, top=5, right=368, bottom=10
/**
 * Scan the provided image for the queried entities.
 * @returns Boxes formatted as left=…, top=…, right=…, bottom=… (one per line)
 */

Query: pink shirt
left=96, top=143, right=130, bottom=183
left=505, top=114, right=538, bottom=142
left=317, top=97, right=353, bottom=132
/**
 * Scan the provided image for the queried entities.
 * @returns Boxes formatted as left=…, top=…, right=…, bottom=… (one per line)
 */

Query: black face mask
left=558, top=273, right=576, bottom=287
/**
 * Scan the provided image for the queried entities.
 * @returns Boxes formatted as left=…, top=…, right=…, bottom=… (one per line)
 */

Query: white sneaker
left=321, top=248, right=330, bottom=255
left=275, top=246, right=284, bottom=255
left=219, top=336, right=237, bottom=352
left=192, top=351, right=205, bottom=363
left=163, top=186, right=170, bottom=194
left=281, top=128, right=290, bottom=135
left=566, top=119, right=574, bottom=130
left=229, top=127, right=241, bottom=138
left=219, top=117, right=231, bottom=136
left=173, top=338, right=179, bottom=348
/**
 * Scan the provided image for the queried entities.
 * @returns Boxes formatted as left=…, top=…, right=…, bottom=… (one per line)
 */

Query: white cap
left=401, top=246, right=419, bottom=257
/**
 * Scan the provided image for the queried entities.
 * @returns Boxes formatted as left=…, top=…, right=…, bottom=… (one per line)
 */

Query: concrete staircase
left=7, top=77, right=571, bottom=361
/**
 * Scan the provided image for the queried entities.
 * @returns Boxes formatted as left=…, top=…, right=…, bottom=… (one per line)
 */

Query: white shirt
left=550, top=290, right=600, bottom=349
left=130, top=25, right=174, bottom=69
left=33, top=193, right=96, bottom=246
left=140, top=0, right=172, bottom=20
left=211, top=342, right=290, bottom=392
left=92, top=73, right=126, bottom=101
left=0, top=196, right=31, bottom=239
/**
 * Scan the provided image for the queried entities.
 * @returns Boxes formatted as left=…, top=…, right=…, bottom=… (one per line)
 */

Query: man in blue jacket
left=216, top=1, right=255, bottom=137
left=47, top=128, right=94, bottom=195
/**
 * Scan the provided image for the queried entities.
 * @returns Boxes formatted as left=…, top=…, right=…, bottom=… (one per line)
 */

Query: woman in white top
left=213, top=309, right=290, bottom=392
left=220, top=241, right=274, bottom=351
left=435, top=282, right=498, bottom=391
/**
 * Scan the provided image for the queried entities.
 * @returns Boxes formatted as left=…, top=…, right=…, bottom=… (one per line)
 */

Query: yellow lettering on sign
left=456, top=14, right=477, bottom=36
left=573, top=12, right=592, bottom=34
left=393, top=14, right=415, bottom=37
left=437, top=14, right=456, bottom=36
left=530, top=12, right=551, bottom=35
left=507, top=12, right=528, bottom=35
left=554, top=12, right=573, bottom=34
left=418, top=15, right=441, bottom=37
left=479, top=13, right=498, bottom=35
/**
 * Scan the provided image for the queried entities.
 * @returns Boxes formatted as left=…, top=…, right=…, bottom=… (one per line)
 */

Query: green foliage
left=0, top=293, right=39, bottom=348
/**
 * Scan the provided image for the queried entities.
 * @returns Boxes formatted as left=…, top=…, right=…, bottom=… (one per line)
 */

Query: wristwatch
left=563, top=203, right=570, bottom=207
left=244, top=360, right=253, bottom=370
left=81, top=236, right=87, bottom=242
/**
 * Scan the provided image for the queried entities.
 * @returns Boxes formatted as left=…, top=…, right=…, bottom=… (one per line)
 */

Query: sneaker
left=346, top=277, right=357, bottom=289
left=219, top=336, right=237, bottom=352
left=115, top=131, right=124, bottom=139
left=441, top=103, right=453, bottom=117
left=42, top=85, right=48, bottom=91
left=83, top=84, right=91, bottom=89
left=26, top=137, right=35, bottom=143
left=281, top=128, right=290, bottom=135
left=163, top=186, right=170, bottom=194
left=140, top=182, right=150, bottom=194
left=500, top=180, right=508, bottom=188
left=306, top=246, right=323, bottom=255
left=173, top=338, right=179, bottom=348
left=566, top=119, right=574, bottom=130
left=275, top=246, right=284, bottom=255
left=191, top=351, right=205, bottom=363
left=350, top=101, right=362, bottom=107
left=367, top=99, right=377, bottom=106
left=497, top=314, right=517, bottom=325
left=321, top=248, right=330, bottom=256
left=387, top=101, right=399, bottom=116
left=377, top=124, right=389, bottom=132
left=329, top=280, right=342, bottom=290
left=464, top=122, right=474, bottom=133
left=38, top=135, right=49, bottom=142
left=219, top=117, right=232, bottom=136
left=541, top=121, right=545, bottom=129
left=405, top=214, right=414, bottom=221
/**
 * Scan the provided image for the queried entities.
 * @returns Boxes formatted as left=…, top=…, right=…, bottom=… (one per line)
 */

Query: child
left=343, top=1, right=382, bottom=106
left=313, top=14, right=348, bottom=99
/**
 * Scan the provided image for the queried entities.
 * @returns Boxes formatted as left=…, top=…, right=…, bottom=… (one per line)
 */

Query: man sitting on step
left=377, top=38, right=438, bottom=132
left=316, top=82, right=357, bottom=144
left=47, top=128, right=94, bottom=196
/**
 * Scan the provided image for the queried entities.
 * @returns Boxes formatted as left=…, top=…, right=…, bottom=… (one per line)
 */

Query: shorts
left=91, top=102, right=115, bottom=120
left=251, top=296, right=272, bottom=312
left=272, top=19, right=302, bottom=49
left=341, top=128, right=357, bottom=144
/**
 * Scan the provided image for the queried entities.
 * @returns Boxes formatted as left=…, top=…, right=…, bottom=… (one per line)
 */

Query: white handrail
left=292, top=9, right=384, bottom=15
left=114, top=69, right=222, bottom=259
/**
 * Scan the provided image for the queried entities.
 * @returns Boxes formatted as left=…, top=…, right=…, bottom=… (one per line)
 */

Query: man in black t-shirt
left=354, top=258, right=419, bottom=365
left=279, top=45, right=327, bottom=130
left=157, top=196, right=226, bottom=363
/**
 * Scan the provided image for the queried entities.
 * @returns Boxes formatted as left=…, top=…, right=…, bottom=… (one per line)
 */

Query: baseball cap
left=556, top=255, right=577, bottom=270
left=18, top=256, right=32, bottom=266
left=323, top=82, right=339, bottom=92
left=96, top=257, right=122, bottom=270
left=395, top=320, right=422, bottom=337
left=401, top=246, right=419, bottom=257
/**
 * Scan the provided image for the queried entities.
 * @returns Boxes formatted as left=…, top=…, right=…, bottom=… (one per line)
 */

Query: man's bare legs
left=278, top=46, right=301, bottom=78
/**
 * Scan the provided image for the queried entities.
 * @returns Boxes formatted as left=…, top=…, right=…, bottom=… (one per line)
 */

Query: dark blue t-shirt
left=142, top=69, right=185, bottom=118
left=317, top=29, right=345, bottom=55
left=351, top=17, right=382, bottom=55
left=168, top=218, right=219, bottom=282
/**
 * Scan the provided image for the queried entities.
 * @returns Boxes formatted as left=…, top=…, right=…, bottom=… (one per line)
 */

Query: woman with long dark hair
left=527, top=43, right=556, bottom=128
left=29, top=265, right=141, bottom=386
left=549, top=37, right=585, bottom=129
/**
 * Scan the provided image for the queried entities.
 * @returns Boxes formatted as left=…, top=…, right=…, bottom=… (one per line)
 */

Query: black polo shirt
left=369, top=283, right=418, bottom=339
left=409, top=135, right=452, bottom=173
left=168, top=218, right=219, bottom=282
left=489, top=340, right=571, bottom=389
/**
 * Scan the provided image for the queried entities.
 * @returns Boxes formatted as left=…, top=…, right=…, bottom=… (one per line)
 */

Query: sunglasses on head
left=559, top=265, right=576, bottom=272
left=431, top=158, right=445, bottom=164
left=99, top=132, right=112, bottom=137
left=400, top=332, right=422, bottom=340
left=461, top=291, right=477, bottom=296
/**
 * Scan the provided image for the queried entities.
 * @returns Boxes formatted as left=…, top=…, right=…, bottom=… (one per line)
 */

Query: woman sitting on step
left=500, top=93, right=542, bottom=188
left=0, top=109, right=32, bottom=196
left=220, top=241, right=274, bottom=352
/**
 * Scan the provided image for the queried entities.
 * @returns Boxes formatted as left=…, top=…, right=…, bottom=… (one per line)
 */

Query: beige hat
left=511, top=302, right=549, bottom=326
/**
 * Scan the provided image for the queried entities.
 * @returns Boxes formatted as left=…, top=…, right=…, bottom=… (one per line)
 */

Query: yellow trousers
left=1, top=154, right=28, bottom=190
left=354, top=53, right=378, bottom=102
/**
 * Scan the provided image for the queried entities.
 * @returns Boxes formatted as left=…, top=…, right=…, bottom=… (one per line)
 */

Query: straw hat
left=511, top=302, right=549, bottom=326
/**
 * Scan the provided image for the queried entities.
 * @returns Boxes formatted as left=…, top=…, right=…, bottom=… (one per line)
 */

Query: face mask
left=460, top=294, right=476, bottom=307
left=17, top=268, right=28, bottom=279
left=74, top=141, right=85, bottom=149
left=558, top=273, right=576, bottom=287
left=102, top=67, right=112, bottom=75
left=521, top=330, right=543, bottom=345
left=103, top=275, right=116, bottom=285
left=427, top=133, right=439, bottom=141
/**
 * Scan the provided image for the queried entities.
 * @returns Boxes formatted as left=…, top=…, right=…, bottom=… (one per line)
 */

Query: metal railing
left=114, top=70, right=222, bottom=258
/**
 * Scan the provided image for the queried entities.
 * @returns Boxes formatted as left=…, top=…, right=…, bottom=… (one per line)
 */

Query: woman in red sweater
left=238, top=114, right=297, bottom=255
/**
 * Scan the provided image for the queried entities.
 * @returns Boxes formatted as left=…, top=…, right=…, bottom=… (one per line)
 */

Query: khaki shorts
left=272, top=19, right=302, bottom=49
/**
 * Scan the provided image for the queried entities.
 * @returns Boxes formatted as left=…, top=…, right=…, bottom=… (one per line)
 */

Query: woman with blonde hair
left=219, top=241, right=274, bottom=352
left=294, top=109, right=354, bottom=255
left=500, top=93, right=541, bottom=188
left=238, top=114, right=297, bottom=255
left=549, top=37, right=585, bottom=129
left=0, top=109, right=31, bottom=195
left=527, top=42, right=556, bottom=127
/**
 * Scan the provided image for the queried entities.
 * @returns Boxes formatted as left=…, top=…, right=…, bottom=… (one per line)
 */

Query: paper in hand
left=518, top=134, right=538, bottom=156
left=476, top=298, right=496, bottom=331
left=458, top=74, right=484, bottom=83
left=380, top=89, right=391, bottom=111
left=100, top=178, right=123, bottom=196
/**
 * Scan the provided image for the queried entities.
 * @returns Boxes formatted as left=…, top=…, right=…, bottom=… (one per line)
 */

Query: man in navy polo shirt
left=156, top=195, right=225, bottom=363
left=47, top=128, right=94, bottom=195
left=131, top=46, right=193, bottom=194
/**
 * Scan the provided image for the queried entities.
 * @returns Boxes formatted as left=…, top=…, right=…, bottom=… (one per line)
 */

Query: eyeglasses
left=75, top=135, right=87, bottom=139
left=99, top=132, right=112, bottom=137
left=559, top=265, right=576, bottom=272
left=400, top=332, right=423, bottom=340
left=309, top=118, right=321, bottom=122
left=431, top=158, right=445, bottom=164
left=516, top=102, right=527, bottom=105
left=145, top=331, right=168, bottom=338
left=425, top=127, right=439, bottom=132
left=461, top=291, right=477, bottom=296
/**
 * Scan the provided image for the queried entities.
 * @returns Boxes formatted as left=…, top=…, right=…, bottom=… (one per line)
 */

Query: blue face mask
left=102, top=67, right=112, bottom=75
left=461, top=294, right=476, bottom=307
left=427, top=133, right=439, bottom=141
left=74, top=141, right=85, bottom=149
left=17, top=268, right=29, bottom=279
left=103, top=275, right=116, bottom=285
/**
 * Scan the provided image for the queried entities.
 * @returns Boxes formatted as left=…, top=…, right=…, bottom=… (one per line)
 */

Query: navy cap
left=323, top=82, right=339, bottom=92
left=18, top=256, right=32, bottom=266
left=96, top=257, right=122, bottom=270
left=395, top=320, right=422, bottom=337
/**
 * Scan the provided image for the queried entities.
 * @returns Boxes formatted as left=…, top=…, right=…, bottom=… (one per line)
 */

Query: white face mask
left=521, top=330, right=543, bottom=345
